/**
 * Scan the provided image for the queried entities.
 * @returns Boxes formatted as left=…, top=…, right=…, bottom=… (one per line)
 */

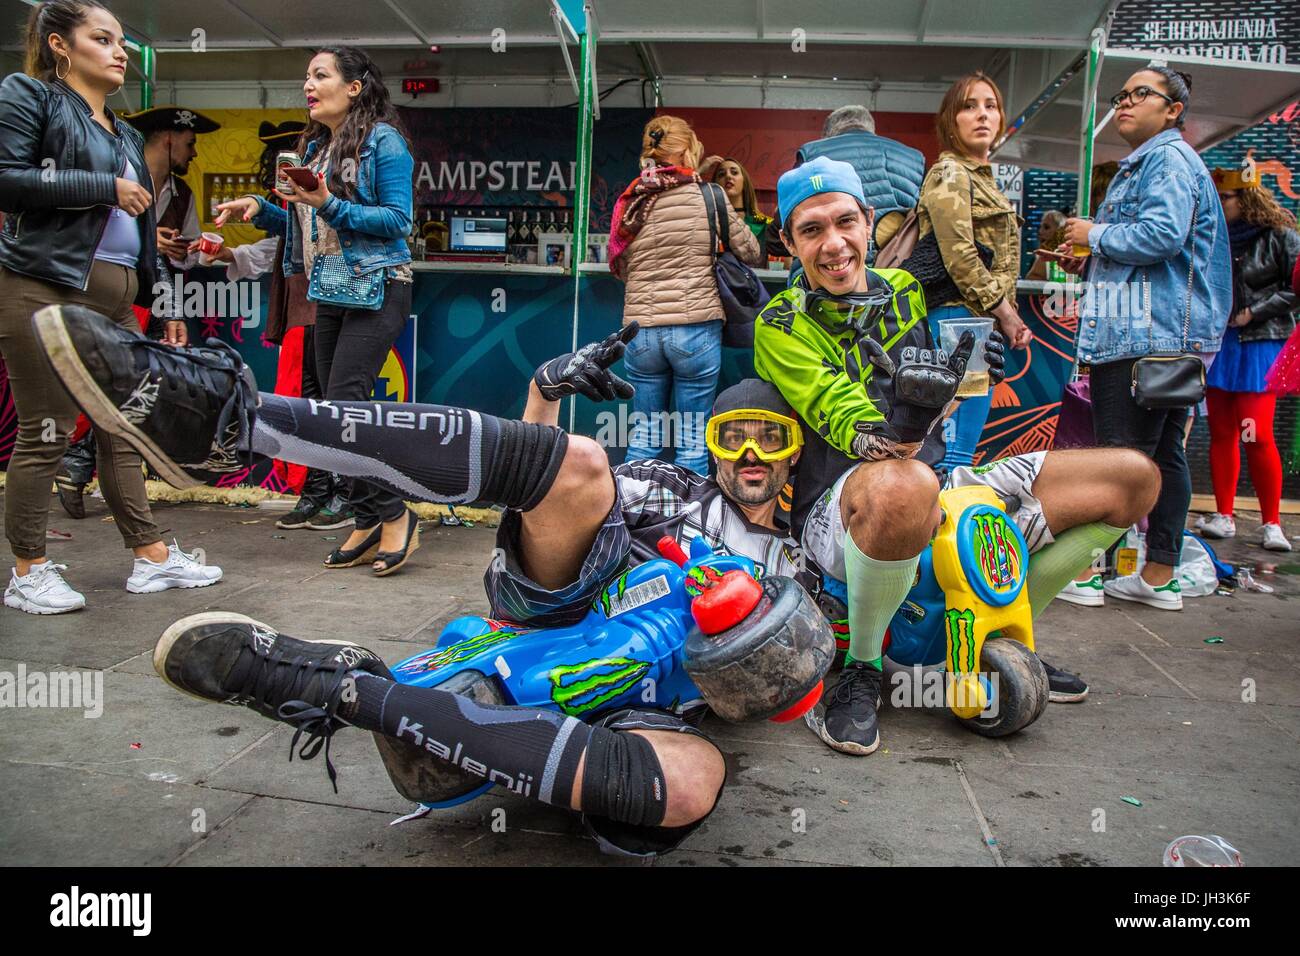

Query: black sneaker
left=54, top=471, right=86, bottom=519
left=806, top=659, right=883, bottom=755
left=33, top=304, right=256, bottom=489
left=307, top=506, right=355, bottom=531
left=276, top=499, right=322, bottom=530
left=154, top=611, right=392, bottom=790
left=1041, top=659, right=1089, bottom=703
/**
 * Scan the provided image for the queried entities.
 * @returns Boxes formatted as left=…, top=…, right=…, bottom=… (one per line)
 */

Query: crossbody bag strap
left=1182, top=193, right=1199, bottom=352
left=700, top=182, right=718, bottom=262
left=709, top=182, right=732, bottom=253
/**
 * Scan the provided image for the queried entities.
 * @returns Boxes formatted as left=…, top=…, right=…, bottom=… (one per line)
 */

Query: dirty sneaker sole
left=33, top=304, right=201, bottom=490
left=153, top=611, right=369, bottom=704
left=803, top=705, right=880, bottom=755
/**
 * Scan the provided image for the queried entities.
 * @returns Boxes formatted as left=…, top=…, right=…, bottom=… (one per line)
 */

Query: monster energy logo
left=594, top=571, right=631, bottom=617
left=945, top=608, right=977, bottom=673
left=397, top=627, right=519, bottom=674
left=809, top=174, right=824, bottom=189
left=548, top=657, right=651, bottom=716
left=972, top=513, right=1021, bottom=590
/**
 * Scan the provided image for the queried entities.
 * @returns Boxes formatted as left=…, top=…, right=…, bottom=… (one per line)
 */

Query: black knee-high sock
left=348, top=672, right=590, bottom=808
left=250, top=394, right=567, bottom=511
left=346, top=673, right=670, bottom=826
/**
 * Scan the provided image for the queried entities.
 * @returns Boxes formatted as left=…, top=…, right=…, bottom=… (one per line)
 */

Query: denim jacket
left=1075, top=128, right=1231, bottom=365
left=251, top=122, right=413, bottom=287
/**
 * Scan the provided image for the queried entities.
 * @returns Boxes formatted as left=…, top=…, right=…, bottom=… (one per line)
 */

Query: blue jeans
left=622, top=321, right=722, bottom=474
left=928, top=305, right=992, bottom=470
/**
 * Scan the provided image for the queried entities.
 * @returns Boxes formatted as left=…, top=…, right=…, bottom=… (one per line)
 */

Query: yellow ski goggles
left=706, top=409, right=804, bottom=462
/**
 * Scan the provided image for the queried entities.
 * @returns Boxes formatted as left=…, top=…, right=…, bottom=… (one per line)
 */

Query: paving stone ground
left=2, top=494, right=1297, bottom=867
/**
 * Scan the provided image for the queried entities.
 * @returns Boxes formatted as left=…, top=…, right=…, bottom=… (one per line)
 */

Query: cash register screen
left=449, top=216, right=508, bottom=252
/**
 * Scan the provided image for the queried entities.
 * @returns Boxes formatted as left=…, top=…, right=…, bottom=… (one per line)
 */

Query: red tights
left=1206, top=388, right=1282, bottom=524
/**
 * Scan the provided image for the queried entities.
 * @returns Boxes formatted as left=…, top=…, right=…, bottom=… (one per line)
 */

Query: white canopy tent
left=3, top=0, right=1118, bottom=119
left=997, top=45, right=1300, bottom=176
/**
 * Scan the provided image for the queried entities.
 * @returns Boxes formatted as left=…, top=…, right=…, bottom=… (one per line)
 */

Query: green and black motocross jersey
left=754, top=267, right=937, bottom=534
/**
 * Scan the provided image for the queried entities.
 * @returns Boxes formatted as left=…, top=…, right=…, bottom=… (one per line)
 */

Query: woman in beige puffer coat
left=609, top=115, right=762, bottom=472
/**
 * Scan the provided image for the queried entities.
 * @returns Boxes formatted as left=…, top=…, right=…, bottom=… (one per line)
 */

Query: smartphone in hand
left=281, top=166, right=319, bottom=191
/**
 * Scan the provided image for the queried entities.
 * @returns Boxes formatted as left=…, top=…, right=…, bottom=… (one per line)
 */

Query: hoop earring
left=55, top=54, right=70, bottom=81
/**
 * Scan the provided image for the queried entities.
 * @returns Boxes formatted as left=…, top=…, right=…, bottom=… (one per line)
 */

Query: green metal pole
left=567, top=23, right=595, bottom=432
left=1076, top=28, right=1105, bottom=217
left=571, top=33, right=593, bottom=277
left=139, top=44, right=155, bottom=110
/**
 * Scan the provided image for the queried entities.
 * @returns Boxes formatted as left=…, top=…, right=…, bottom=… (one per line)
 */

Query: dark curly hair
left=297, top=46, right=410, bottom=200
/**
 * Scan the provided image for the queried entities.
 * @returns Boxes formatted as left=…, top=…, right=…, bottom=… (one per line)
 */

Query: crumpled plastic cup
left=1163, top=835, right=1243, bottom=867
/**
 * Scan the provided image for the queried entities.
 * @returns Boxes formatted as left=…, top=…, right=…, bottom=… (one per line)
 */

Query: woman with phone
left=216, top=46, right=418, bottom=576
left=0, top=1, right=221, bottom=615
left=916, top=72, right=1031, bottom=470
left=1056, top=67, right=1232, bottom=610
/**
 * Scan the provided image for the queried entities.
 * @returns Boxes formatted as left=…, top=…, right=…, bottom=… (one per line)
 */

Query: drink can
left=1071, top=216, right=1094, bottom=258
left=275, top=151, right=301, bottom=192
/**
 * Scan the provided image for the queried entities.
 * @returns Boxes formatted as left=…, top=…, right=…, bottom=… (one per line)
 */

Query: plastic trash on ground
left=1163, top=835, right=1243, bottom=867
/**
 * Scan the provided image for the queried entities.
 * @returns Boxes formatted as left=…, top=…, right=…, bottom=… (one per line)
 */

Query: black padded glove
left=853, top=331, right=974, bottom=450
left=533, top=322, right=638, bottom=402
left=985, top=329, right=1007, bottom=386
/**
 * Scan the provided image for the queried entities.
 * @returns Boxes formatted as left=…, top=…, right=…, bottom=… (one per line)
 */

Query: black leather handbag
left=702, top=182, right=767, bottom=349
left=1131, top=196, right=1207, bottom=409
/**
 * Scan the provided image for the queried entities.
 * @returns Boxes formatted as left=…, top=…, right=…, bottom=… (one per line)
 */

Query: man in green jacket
left=755, top=157, right=1163, bottom=756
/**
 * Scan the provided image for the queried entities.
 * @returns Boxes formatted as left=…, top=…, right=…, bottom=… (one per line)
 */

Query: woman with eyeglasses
left=1194, top=176, right=1298, bottom=552
left=1054, top=67, right=1232, bottom=611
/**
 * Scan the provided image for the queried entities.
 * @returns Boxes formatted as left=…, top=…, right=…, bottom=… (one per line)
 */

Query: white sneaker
left=1103, top=571, right=1183, bottom=611
left=126, top=540, right=223, bottom=594
left=1056, top=574, right=1105, bottom=607
left=4, top=563, right=86, bottom=614
left=1261, top=523, right=1293, bottom=552
left=1194, top=513, right=1236, bottom=539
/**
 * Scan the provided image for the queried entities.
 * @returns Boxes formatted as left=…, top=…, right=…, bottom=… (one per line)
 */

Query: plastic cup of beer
left=1071, top=217, right=1094, bottom=258
left=938, top=317, right=995, bottom=398
left=197, top=232, right=224, bottom=265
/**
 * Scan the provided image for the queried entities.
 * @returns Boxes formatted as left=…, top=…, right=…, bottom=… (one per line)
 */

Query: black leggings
left=250, top=394, right=569, bottom=514
left=313, top=281, right=410, bottom=528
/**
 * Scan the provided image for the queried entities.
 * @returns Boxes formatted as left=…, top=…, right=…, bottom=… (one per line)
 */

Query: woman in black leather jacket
left=0, top=1, right=220, bottom=615
left=1198, top=175, right=1300, bottom=552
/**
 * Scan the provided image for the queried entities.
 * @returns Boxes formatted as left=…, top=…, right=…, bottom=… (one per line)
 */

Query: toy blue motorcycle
left=379, top=536, right=834, bottom=808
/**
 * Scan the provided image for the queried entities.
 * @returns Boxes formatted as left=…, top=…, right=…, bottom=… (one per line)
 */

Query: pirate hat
left=1212, top=166, right=1260, bottom=191
left=123, top=106, right=221, bottom=136
left=259, top=120, right=307, bottom=145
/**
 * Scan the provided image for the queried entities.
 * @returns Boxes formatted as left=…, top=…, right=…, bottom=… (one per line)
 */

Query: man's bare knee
left=543, top=436, right=613, bottom=509
left=633, top=730, right=725, bottom=828
left=1112, top=450, right=1162, bottom=525
left=844, top=459, right=940, bottom=556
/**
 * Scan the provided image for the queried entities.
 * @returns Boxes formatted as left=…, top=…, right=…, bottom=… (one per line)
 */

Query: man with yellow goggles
left=706, top=409, right=803, bottom=463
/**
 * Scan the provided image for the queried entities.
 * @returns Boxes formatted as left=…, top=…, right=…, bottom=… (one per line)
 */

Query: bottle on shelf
left=209, top=177, right=223, bottom=220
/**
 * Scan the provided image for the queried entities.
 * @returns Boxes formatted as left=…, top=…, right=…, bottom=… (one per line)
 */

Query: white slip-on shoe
left=1103, top=571, right=1183, bottom=611
left=1261, top=523, right=1293, bottom=552
left=127, top=540, right=223, bottom=594
left=4, top=563, right=86, bottom=614
left=1195, top=513, right=1236, bottom=539
left=1056, top=574, right=1105, bottom=607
